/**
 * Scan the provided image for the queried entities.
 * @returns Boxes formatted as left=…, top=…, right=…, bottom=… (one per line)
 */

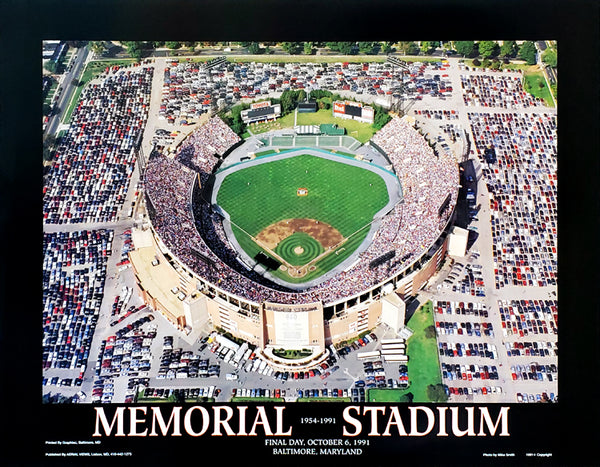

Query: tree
left=519, top=41, right=537, bottom=65
left=248, top=42, right=263, bottom=55
left=478, top=40, right=498, bottom=59
left=43, top=60, right=57, bottom=73
left=88, top=41, right=107, bottom=57
left=336, top=42, right=357, bottom=55
left=399, top=392, right=414, bottom=403
left=372, top=105, right=391, bottom=130
left=281, top=42, right=303, bottom=55
left=382, top=42, right=394, bottom=54
left=420, top=41, right=440, bottom=54
left=279, top=90, right=301, bottom=114
left=165, top=41, right=181, bottom=50
left=500, top=40, right=518, bottom=58
left=153, top=41, right=165, bottom=48
left=426, top=384, right=449, bottom=402
left=358, top=41, right=379, bottom=55
left=304, top=42, right=314, bottom=55
left=122, top=41, right=145, bottom=61
left=541, top=48, right=557, bottom=67
left=455, top=41, right=476, bottom=57
left=405, top=42, right=420, bottom=55
left=43, top=134, right=57, bottom=161
left=424, top=325, right=436, bottom=339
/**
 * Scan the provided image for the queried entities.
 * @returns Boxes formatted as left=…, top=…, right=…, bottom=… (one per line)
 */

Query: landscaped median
left=368, top=300, right=447, bottom=403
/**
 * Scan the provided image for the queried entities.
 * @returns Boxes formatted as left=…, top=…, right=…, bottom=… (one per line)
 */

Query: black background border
left=0, top=0, right=598, bottom=465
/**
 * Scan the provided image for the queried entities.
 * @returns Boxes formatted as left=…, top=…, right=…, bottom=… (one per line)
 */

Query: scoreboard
left=332, top=100, right=374, bottom=124
left=241, top=100, right=282, bottom=124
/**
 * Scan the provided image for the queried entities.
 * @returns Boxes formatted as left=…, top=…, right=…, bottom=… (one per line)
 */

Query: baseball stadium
left=131, top=113, right=459, bottom=369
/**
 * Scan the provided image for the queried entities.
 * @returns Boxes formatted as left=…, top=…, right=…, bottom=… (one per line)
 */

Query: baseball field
left=215, top=152, right=391, bottom=285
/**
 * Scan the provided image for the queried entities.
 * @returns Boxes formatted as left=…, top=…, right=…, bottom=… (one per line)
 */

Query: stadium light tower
left=386, top=56, right=414, bottom=116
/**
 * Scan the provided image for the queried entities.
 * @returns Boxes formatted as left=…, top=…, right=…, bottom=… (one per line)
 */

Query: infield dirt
left=255, top=218, right=344, bottom=250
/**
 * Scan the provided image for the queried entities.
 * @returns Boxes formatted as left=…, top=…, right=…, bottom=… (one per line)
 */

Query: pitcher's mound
left=293, top=246, right=305, bottom=255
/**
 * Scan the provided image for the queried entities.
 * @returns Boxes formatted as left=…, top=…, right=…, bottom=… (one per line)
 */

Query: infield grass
left=216, top=152, right=389, bottom=284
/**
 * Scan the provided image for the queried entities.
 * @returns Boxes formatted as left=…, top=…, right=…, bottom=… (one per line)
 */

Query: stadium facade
left=130, top=115, right=458, bottom=369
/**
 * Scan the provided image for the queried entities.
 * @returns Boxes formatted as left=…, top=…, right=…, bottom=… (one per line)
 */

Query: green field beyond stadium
left=215, top=151, right=391, bottom=285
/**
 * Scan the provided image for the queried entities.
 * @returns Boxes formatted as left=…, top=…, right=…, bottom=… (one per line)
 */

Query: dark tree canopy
left=519, top=41, right=537, bottom=65
left=455, top=40, right=476, bottom=57
left=500, top=40, right=518, bottom=58
left=478, top=41, right=499, bottom=59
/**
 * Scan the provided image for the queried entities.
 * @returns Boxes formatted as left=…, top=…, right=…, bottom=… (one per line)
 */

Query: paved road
left=44, top=47, right=89, bottom=138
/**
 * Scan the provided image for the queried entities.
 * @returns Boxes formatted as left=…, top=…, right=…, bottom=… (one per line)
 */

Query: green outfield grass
left=216, top=152, right=389, bottom=283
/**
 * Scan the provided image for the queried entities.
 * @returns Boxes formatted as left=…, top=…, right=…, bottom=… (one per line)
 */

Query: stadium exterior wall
left=131, top=218, right=450, bottom=352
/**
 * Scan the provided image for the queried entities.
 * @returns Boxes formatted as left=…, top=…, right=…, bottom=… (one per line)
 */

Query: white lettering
left=93, top=407, right=126, bottom=437
left=478, top=407, right=510, bottom=436
left=342, top=406, right=362, bottom=436
left=183, top=406, right=210, bottom=437
left=150, top=407, right=182, bottom=437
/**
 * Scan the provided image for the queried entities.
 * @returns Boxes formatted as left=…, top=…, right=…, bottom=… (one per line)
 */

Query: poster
left=1, top=0, right=598, bottom=465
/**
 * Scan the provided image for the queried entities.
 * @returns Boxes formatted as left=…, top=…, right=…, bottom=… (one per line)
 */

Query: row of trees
left=454, top=40, right=549, bottom=66
left=88, top=40, right=554, bottom=67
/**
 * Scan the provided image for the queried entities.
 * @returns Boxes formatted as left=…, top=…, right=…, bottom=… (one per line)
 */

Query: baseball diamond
left=212, top=148, right=402, bottom=287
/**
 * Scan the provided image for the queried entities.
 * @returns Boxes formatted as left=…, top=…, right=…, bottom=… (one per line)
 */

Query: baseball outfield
left=214, top=150, right=400, bottom=286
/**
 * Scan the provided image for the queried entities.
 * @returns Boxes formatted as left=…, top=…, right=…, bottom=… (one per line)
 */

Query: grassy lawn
left=250, top=109, right=377, bottom=144
left=297, top=397, right=352, bottom=402
left=367, top=300, right=442, bottom=403
left=191, top=55, right=390, bottom=64
left=136, top=395, right=215, bottom=403
left=523, top=70, right=554, bottom=107
left=62, top=59, right=136, bottom=124
left=231, top=397, right=284, bottom=402
left=187, top=54, right=441, bottom=65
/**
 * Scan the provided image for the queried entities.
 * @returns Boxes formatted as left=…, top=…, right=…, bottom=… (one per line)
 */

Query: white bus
left=381, top=344, right=406, bottom=351
left=381, top=338, right=405, bottom=345
left=381, top=351, right=406, bottom=357
left=383, top=354, right=409, bottom=362
left=357, top=351, right=381, bottom=361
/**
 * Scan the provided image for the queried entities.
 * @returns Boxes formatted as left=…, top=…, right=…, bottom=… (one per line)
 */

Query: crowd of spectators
left=468, top=112, right=557, bottom=289
left=461, top=74, right=546, bottom=109
left=43, top=65, right=153, bottom=225
left=159, top=59, right=452, bottom=123
left=145, top=115, right=459, bottom=306
left=176, top=116, right=241, bottom=174
left=42, top=230, right=113, bottom=382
